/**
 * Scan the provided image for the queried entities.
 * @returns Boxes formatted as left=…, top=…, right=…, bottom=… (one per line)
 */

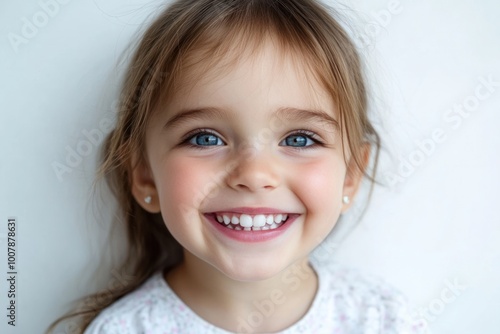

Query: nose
left=226, top=147, right=281, bottom=192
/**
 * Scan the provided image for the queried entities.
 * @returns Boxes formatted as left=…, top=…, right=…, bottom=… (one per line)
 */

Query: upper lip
left=207, top=207, right=294, bottom=215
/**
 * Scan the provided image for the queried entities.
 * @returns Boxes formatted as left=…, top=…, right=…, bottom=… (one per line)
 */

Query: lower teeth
left=218, top=219, right=285, bottom=231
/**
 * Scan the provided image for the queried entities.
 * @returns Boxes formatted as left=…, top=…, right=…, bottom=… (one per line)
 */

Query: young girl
left=54, top=0, right=427, bottom=332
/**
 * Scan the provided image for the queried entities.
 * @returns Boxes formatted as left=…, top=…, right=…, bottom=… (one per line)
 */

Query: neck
left=166, top=251, right=318, bottom=333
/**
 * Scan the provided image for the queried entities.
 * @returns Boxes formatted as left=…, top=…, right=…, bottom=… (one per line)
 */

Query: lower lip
left=204, top=214, right=298, bottom=243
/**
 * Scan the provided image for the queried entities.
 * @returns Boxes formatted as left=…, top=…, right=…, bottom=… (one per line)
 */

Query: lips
left=204, top=206, right=299, bottom=235
left=212, top=212, right=288, bottom=231
left=203, top=210, right=299, bottom=243
left=211, top=207, right=291, bottom=215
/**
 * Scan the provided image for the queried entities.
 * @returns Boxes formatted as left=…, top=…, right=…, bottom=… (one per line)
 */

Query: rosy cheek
left=158, top=156, right=222, bottom=217
left=159, top=158, right=202, bottom=210
left=295, top=159, right=345, bottom=213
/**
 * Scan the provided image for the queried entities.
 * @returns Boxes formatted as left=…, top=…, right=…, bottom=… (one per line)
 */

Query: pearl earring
left=144, top=196, right=152, bottom=204
left=342, top=195, right=350, bottom=204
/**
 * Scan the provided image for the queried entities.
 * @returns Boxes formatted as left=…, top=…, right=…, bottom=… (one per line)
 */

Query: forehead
left=165, top=38, right=335, bottom=115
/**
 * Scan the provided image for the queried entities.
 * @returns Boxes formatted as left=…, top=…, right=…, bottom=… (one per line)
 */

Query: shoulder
left=312, top=259, right=428, bottom=333
left=83, top=271, right=180, bottom=334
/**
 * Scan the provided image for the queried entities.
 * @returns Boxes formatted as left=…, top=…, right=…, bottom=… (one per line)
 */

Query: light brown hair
left=49, top=0, right=380, bottom=332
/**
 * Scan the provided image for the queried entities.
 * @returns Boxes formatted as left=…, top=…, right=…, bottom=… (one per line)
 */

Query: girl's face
left=133, top=41, right=362, bottom=281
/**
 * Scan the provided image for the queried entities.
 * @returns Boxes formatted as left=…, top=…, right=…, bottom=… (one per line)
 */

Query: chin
left=215, top=258, right=287, bottom=282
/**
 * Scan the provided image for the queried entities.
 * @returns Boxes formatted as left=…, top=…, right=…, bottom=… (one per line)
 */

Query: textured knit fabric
left=84, top=259, right=427, bottom=334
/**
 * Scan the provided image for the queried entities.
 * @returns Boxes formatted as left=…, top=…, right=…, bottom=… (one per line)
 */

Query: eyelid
left=180, top=128, right=226, bottom=147
left=279, top=129, right=326, bottom=150
left=179, top=128, right=325, bottom=149
left=181, top=128, right=220, bottom=140
left=285, top=129, right=324, bottom=143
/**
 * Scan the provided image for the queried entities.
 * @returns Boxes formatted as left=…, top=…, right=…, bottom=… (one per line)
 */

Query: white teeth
left=216, top=213, right=290, bottom=231
left=266, top=215, right=274, bottom=225
left=239, top=214, right=253, bottom=228
left=253, top=215, right=266, bottom=227
left=231, top=216, right=239, bottom=225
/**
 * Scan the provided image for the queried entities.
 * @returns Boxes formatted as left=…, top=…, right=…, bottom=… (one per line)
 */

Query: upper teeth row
left=216, top=214, right=288, bottom=228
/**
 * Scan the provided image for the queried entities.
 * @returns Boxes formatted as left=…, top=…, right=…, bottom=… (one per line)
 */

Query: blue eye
left=280, top=131, right=319, bottom=148
left=181, top=129, right=322, bottom=150
left=186, top=131, right=224, bottom=146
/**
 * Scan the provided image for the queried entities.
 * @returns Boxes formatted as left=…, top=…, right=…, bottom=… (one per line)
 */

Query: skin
left=131, top=39, right=366, bottom=332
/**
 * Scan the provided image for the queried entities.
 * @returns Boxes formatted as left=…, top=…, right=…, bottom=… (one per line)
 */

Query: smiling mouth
left=209, top=212, right=291, bottom=231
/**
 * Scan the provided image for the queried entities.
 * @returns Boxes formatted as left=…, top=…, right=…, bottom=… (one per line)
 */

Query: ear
left=130, top=154, right=161, bottom=213
left=341, top=143, right=371, bottom=213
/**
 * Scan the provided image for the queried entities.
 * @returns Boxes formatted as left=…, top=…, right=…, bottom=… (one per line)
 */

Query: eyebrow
left=275, top=107, right=340, bottom=131
left=163, top=107, right=231, bottom=130
left=163, top=106, right=339, bottom=131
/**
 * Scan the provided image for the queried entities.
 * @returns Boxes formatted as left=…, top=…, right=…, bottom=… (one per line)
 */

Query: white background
left=1, top=0, right=499, bottom=333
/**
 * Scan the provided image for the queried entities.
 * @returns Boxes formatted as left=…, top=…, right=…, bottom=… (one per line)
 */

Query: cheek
left=157, top=157, right=213, bottom=217
left=294, top=158, right=345, bottom=216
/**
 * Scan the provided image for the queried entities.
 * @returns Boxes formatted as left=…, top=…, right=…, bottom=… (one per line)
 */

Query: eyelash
left=179, top=128, right=325, bottom=150
left=281, top=129, right=325, bottom=150
left=180, top=129, right=224, bottom=150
